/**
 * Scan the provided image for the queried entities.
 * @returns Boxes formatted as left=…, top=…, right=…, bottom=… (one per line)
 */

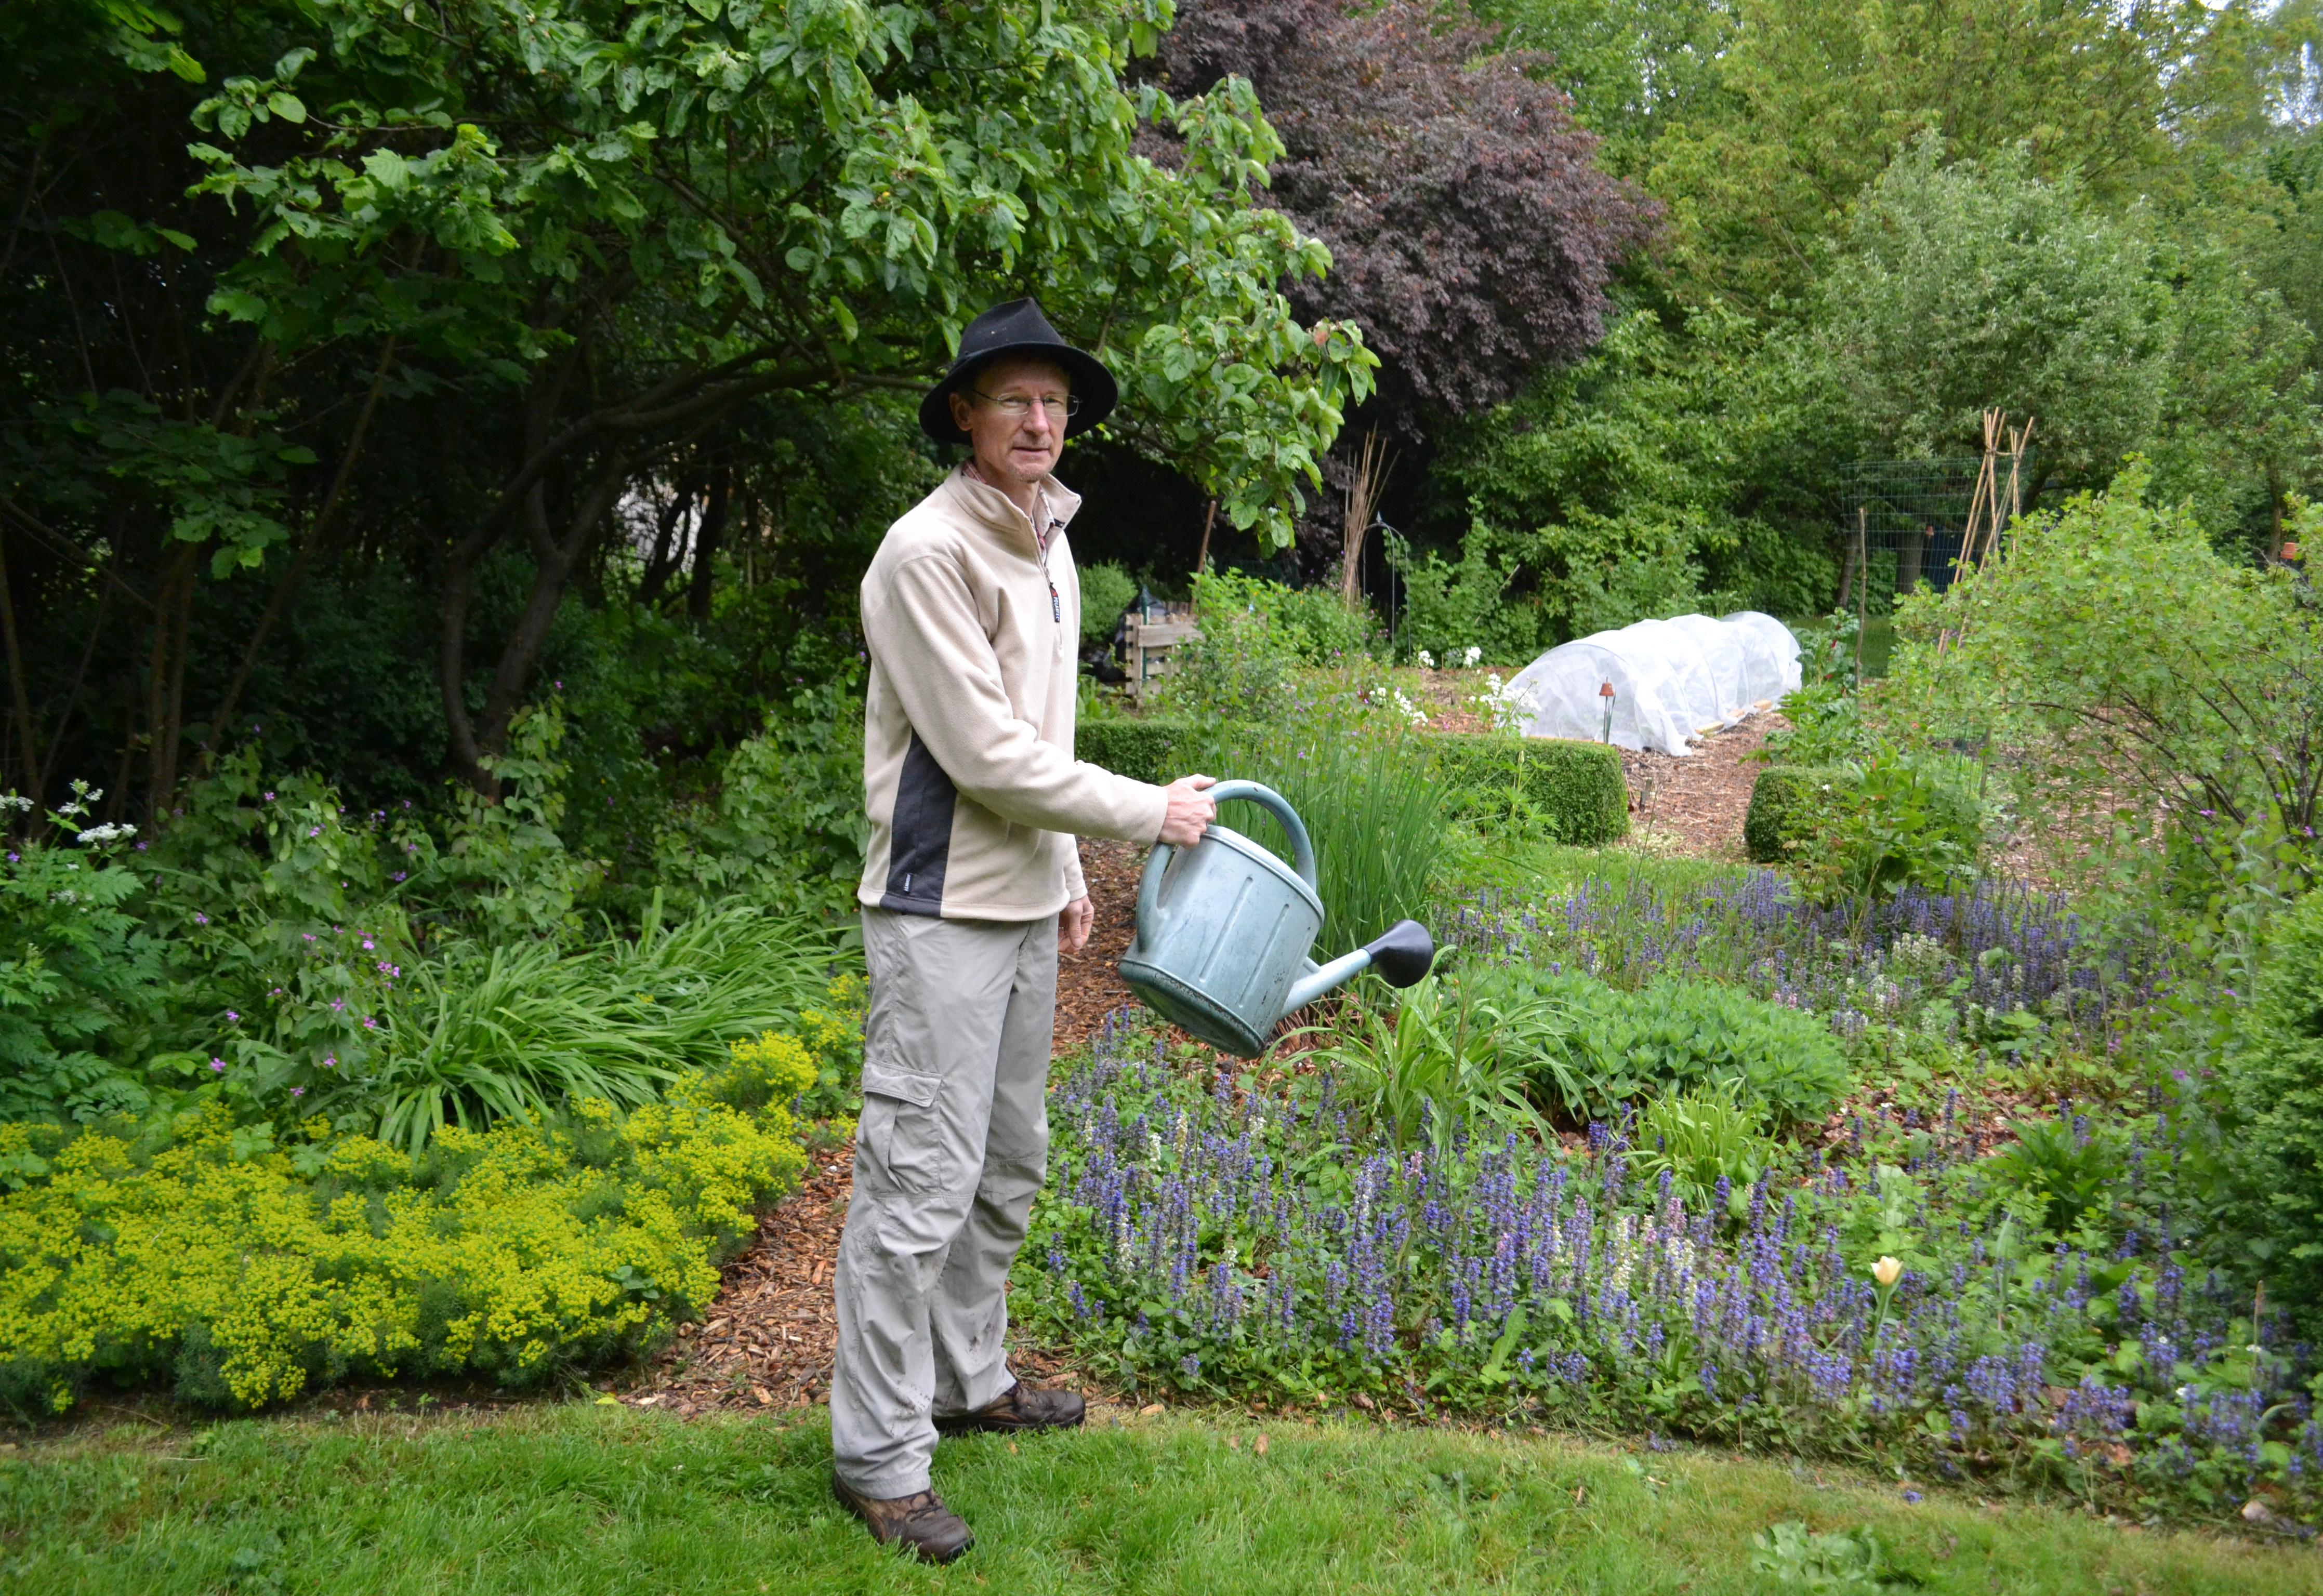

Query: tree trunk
left=1897, top=525, right=1928, bottom=597
left=0, top=532, right=41, bottom=804
left=445, top=452, right=634, bottom=794
left=687, top=464, right=730, bottom=622
left=638, top=470, right=701, bottom=607
left=143, top=544, right=196, bottom=817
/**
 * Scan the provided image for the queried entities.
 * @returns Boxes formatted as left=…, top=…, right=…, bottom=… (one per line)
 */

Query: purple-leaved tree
left=1149, top=0, right=1660, bottom=441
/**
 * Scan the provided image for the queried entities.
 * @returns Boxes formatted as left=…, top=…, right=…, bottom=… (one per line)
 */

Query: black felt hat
left=918, top=297, right=1118, bottom=446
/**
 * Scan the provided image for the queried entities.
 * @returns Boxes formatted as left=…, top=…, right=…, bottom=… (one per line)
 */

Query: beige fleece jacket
left=856, top=467, right=1169, bottom=922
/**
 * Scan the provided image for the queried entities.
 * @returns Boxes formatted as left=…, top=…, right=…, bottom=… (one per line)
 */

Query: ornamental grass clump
left=0, top=1029, right=816, bottom=1416
left=1019, top=1014, right=2323, bottom=1518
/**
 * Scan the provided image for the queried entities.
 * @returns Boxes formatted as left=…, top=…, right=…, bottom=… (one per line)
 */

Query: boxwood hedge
left=1419, top=733, right=1628, bottom=845
left=1743, top=764, right=1851, bottom=864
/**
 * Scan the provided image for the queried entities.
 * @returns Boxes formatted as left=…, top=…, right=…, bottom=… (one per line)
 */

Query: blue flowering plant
left=1018, top=1010, right=2323, bottom=1520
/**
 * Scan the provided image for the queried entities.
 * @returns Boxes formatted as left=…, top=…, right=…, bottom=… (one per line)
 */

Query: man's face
left=949, top=356, right=1071, bottom=490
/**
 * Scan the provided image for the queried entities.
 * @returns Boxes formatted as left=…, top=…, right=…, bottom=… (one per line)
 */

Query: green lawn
left=6, top=1402, right=2316, bottom=1594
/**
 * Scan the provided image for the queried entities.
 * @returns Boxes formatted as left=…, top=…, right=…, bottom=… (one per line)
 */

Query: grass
left=6, top=1402, right=2318, bottom=1594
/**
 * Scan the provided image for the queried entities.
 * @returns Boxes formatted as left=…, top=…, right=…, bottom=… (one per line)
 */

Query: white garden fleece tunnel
left=1501, top=610, right=1803, bottom=755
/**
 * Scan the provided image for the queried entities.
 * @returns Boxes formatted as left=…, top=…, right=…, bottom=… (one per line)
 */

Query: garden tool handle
left=1136, top=780, right=1318, bottom=939
left=1203, top=781, right=1317, bottom=887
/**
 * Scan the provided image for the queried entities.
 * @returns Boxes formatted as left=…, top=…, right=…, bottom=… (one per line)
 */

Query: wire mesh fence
left=1836, top=454, right=2041, bottom=612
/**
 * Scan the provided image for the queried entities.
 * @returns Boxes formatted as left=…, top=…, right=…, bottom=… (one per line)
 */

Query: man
left=831, top=298, right=1218, bottom=1562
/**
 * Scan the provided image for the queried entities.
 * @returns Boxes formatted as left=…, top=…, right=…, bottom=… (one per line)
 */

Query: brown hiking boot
left=934, top=1380, right=1087, bottom=1437
left=831, top=1476, right=975, bottom=1563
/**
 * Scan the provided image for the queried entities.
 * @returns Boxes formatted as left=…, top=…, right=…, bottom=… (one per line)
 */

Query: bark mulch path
left=622, top=1145, right=1083, bottom=1415
left=1618, top=713, right=1781, bottom=861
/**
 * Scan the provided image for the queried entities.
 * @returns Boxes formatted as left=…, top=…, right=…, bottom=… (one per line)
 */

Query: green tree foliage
left=1430, top=305, right=1836, bottom=641
left=2, top=0, right=1372, bottom=814
left=1895, top=466, right=2323, bottom=888
left=1645, top=0, right=2229, bottom=311
left=1813, top=137, right=2171, bottom=482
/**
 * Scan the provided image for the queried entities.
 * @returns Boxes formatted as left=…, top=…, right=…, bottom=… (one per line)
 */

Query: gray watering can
left=1118, top=780, right=1435, bottom=1058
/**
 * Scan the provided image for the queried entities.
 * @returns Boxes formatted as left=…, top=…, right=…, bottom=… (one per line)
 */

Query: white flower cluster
left=1416, top=647, right=1487, bottom=669
left=1475, top=672, right=1538, bottom=734
left=77, top=822, right=138, bottom=846
left=1390, top=689, right=1429, bottom=726
left=1, top=793, right=32, bottom=813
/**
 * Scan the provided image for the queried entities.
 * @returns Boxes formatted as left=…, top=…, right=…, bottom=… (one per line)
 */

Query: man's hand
left=1158, top=773, right=1218, bottom=848
left=1061, top=895, right=1094, bottom=953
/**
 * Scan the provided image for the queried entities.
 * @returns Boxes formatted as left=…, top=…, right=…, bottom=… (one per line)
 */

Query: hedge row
left=1075, top=717, right=1203, bottom=789
left=1077, top=717, right=1628, bottom=846
left=1419, top=733, right=1628, bottom=846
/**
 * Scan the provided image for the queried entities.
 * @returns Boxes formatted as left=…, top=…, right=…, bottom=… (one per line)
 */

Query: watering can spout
left=1281, top=919, right=1436, bottom=1014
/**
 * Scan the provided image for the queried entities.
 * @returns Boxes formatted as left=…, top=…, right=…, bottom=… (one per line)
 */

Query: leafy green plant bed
left=0, top=1030, right=829, bottom=1416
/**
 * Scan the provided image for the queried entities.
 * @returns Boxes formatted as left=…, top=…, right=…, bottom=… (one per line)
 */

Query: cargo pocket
left=859, top=1066, right=948, bottom=1194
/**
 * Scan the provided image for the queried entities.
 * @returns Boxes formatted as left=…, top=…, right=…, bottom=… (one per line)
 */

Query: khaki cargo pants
left=830, top=906, right=1057, bottom=1498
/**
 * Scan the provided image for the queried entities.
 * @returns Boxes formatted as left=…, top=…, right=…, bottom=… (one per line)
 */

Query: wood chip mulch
left=1055, top=837, right=1149, bottom=1052
left=1618, top=713, right=1782, bottom=860
left=623, top=1151, right=851, bottom=1415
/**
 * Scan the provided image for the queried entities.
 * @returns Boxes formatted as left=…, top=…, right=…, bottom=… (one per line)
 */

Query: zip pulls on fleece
left=966, top=459, right=1063, bottom=627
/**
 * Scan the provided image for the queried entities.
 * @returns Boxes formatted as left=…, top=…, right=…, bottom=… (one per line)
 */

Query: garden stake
left=1855, top=507, right=1867, bottom=686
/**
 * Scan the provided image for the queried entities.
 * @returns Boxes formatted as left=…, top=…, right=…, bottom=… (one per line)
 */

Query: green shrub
left=652, top=682, right=868, bottom=925
left=1744, top=765, right=1851, bottom=864
left=1488, top=967, right=1850, bottom=1126
left=0, top=788, right=168, bottom=1124
left=1757, top=682, right=1869, bottom=764
left=1806, top=749, right=1985, bottom=905
left=1079, top=562, right=1140, bottom=645
left=1422, top=733, right=1629, bottom=845
left=0, top=1029, right=819, bottom=1416
left=1745, top=755, right=1983, bottom=893
left=2228, top=889, right=2323, bottom=1320
left=1075, top=716, right=1205, bottom=786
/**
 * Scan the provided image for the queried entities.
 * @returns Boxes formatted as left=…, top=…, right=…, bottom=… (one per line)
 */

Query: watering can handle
left=1134, top=779, right=1318, bottom=936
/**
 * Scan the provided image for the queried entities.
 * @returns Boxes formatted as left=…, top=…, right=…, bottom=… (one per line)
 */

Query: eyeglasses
left=970, top=389, right=1079, bottom=421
